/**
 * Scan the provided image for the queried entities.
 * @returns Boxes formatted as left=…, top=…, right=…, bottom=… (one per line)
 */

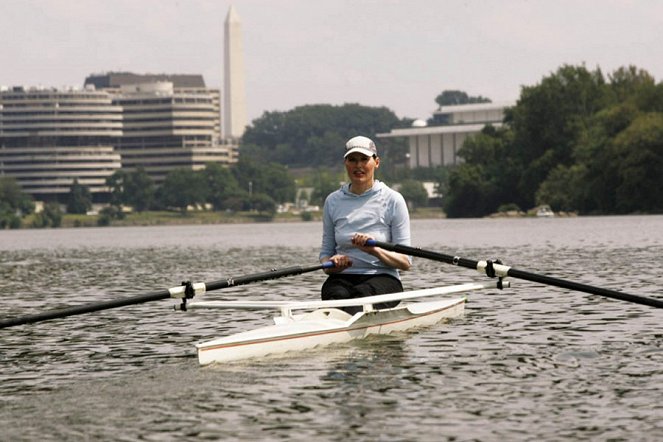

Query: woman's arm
left=351, top=233, right=411, bottom=271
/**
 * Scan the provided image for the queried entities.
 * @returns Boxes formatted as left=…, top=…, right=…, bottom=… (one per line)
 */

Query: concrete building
left=85, top=72, right=237, bottom=183
left=0, top=86, right=122, bottom=201
left=112, top=81, right=230, bottom=184
left=223, top=5, right=248, bottom=140
left=378, top=102, right=514, bottom=168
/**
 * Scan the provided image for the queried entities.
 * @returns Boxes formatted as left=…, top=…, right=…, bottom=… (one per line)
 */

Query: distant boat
left=536, top=205, right=555, bottom=218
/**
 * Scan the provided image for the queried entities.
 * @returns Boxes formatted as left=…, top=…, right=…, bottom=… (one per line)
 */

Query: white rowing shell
left=194, top=281, right=506, bottom=365
left=188, top=281, right=504, bottom=312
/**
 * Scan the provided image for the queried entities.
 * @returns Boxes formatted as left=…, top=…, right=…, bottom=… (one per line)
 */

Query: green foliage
left=0, top=176, right=34, bottom=215
left=0, top=202, right=21, bottom=229
left=107, top=168, right=155, bottom=212
left=250, top=193, right=277, bottom=217
left=435, top=90, right=491, bottom=107
left=399, top=179, right=429, bottom=211
left=0, top=176, right=34, bottom=228
left=497, top=203, right=522, bottom=213
left=32, top=202, right=62, bottom=228
left=508, top=65, right=609, bottom=209
left=97, top=205, right=126, bottom=226
left=535, top=164, right=587, bottom=212
left=233, top=157, right=295, bottom=204
left=443, top=164, right=496, bottom=218
left=611, top=113, right=663, bottom=213
left=444, top=64, right=663, bottom=217
left=66, top=179, right=92, bottom=214
left=310, top=169, right=342, bottom=206
left=444, top=126, right=519, bottom=217
left=157, top=168, right=207, bottom=213
left=241, top=103, right=409, bottom=168
left=203, top=163, right=239, bottom=210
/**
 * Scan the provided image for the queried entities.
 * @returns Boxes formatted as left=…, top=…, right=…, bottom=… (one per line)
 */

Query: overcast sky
left=2, top=0, right=662, bottom=122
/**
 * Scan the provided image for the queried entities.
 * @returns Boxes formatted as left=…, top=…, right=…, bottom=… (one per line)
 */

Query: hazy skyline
left=2, top=0, right=662, bottom=122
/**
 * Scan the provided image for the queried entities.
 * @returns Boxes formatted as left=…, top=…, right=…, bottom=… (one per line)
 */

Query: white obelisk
left=223, top=5, right=248, bottom=140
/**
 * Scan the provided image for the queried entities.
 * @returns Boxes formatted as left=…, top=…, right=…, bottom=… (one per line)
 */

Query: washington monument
left=223, top=5, right=248, bottom=140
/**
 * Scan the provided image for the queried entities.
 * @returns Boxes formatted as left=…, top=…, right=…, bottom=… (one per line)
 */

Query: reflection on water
left=1, top=216, right=662, bottom=440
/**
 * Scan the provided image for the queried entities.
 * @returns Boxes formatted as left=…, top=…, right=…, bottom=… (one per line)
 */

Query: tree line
left=241, top=103, right=412, bottom=168
left=442, top=65, right=663, bottom=217
left=0, top=157, right=297, bottom=228
left=102, top=157, right=296, bottom=221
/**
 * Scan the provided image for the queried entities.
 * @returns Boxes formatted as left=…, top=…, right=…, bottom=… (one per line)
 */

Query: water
left=1, top=216, right=662, bottom=441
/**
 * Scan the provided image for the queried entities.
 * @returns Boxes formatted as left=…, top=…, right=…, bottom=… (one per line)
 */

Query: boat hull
left=195, top=297, right=465, bottom=365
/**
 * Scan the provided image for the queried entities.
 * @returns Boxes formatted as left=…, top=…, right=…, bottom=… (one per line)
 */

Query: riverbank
left=22, top=207, right=448, bottom=229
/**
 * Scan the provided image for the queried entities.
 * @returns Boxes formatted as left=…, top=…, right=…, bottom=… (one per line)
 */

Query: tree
left=241, top=103, right=408, bottom=168
left=0, top=202, right=21, bottom=229
left=435, top=90, right=491, bottom=107
left=610, top=113, right=663, bottom=213
left=107, top=170, right=129, bottom=208
left=203, top=163, right=240, bottom=210
left=125, top=168, right=155, bottom=212
left=66, top=179, right=92, bottom=214
left=443, top=164, right=495, bottom=218
left=310, top=169, right=342, bottom=206
left=508, top=65, right=609, bottom=208
left=106, top=169, right=155, bottom=212
left=442, top=126, right=520, bottom=217
left=233, top=157, right=295, bottom=204
left=535, top=164, right=587, bottom=212
left=157, top=169, right=207, bottom=213
left=399, top=180, right=429, bottom=211
left=0, top=176, right=34, bottom=215
left=250, top=193, right=277, bottom=217
left=32, top=202, right=62, bottom=228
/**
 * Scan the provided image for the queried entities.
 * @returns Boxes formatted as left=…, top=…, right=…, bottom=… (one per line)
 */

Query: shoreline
left=19, top=207, right=449, bottom=229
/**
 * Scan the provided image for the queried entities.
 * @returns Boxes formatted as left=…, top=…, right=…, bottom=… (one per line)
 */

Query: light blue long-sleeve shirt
left=319, top=180, right=411, bottom=279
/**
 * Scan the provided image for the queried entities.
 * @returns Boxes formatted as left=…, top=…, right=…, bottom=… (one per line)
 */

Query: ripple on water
left=1, top=218, right=662, bottom=440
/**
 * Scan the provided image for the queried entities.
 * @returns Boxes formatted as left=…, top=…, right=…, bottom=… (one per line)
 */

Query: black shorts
left=321, top=273, right=403, bottom=314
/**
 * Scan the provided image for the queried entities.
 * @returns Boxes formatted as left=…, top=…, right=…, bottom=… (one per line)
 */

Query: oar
left=367, top=240, right=663, bottom=309
left=0, top=262, right=333, bottom=329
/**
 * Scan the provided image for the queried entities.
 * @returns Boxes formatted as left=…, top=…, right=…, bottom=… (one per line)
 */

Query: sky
left=1, top=0, right=662, bottom=122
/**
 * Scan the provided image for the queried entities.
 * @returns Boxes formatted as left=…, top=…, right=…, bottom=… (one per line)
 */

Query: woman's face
left=344, top=152, right=380, bottom=187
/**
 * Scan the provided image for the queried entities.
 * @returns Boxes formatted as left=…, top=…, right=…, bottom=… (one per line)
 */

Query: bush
left=497, top=203, right=522, bottom=213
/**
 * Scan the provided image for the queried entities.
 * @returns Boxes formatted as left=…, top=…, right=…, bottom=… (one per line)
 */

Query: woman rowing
left=319, top=135, right=412, bottom=313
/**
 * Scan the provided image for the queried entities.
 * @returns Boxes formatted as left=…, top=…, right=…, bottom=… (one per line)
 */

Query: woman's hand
left=351, top=233, right=374, bottom=253
left=322, top=254, right=353, bottom=273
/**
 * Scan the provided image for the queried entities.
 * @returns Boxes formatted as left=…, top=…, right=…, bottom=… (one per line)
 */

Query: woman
left=319, top=135, right=412, bottom=313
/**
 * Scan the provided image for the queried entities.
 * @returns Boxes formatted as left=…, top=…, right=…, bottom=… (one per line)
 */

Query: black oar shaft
left=370, top=240, right=663, bottom=309
left=0, top=290, right=171, bottom=328
left=506, top=267, right=663, bottom=308
left=0, top=263, right=329, bottom=329
left=205, top=264, right=325, bottom=291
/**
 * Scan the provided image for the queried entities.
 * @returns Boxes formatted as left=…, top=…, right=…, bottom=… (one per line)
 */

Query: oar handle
left=366, top=240, right=663, bottom=309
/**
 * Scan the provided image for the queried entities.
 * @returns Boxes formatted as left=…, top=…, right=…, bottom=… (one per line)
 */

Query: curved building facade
left=0, top=86, right=122, bottom=201
left=114, top=82, right=230, bottom=184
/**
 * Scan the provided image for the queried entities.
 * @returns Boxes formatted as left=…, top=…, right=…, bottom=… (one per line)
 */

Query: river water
left=0, top=216, right=661, bottom=441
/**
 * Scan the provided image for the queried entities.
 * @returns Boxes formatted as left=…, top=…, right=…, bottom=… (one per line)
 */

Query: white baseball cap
left=344, top=136, right=378, bottom=158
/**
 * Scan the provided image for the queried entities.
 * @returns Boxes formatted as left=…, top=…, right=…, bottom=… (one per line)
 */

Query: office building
left=0, top=86, right=122, bottom=201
